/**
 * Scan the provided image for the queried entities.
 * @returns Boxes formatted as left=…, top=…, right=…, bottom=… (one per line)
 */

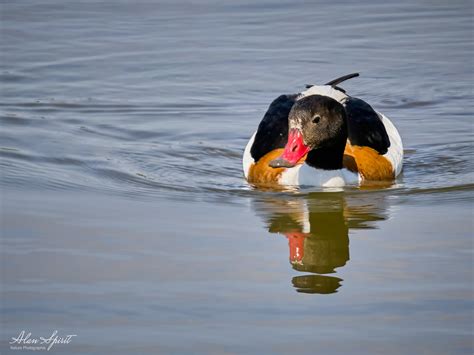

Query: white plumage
left=379, top=112, right=403, bottom=177
left=242, top=131, right=256, bottom=179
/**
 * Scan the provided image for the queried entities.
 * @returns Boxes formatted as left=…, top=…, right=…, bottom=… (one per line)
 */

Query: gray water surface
left=1, top=1, right=473, bottom=354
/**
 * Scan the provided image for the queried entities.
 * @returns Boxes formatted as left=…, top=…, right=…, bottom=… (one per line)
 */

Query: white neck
left=298, top=85, right=348, bottom=103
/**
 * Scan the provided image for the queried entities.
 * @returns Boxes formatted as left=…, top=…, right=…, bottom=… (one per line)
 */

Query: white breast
left=279, top=164, right=359, bottom=187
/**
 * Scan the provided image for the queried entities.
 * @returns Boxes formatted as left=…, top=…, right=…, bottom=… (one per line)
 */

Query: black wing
left=344, top=97, right=390, bottom=155
left=250, top=94, right=297, bottom=162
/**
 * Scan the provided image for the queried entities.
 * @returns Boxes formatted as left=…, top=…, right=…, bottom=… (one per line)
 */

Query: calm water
left=1, top=0, right=473, bottom=354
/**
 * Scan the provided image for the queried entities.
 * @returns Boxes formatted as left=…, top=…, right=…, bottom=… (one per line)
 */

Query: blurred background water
left=1, top=0, right=473, bottom=354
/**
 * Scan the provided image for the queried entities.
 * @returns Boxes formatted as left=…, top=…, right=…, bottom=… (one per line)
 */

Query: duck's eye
left=312, top=115, right=321, bottom=124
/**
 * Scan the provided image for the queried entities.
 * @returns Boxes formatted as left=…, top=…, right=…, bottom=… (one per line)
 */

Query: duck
left=243, top=73, right=403, bottom=187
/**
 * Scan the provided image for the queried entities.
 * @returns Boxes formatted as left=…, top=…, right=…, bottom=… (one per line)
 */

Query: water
left=1, top=0, right=473, bottom=354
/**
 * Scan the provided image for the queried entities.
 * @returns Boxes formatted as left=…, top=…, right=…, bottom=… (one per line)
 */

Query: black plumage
left=344, top=97, right=390, bottom=154
left=250, top=94, right=297, bottom=162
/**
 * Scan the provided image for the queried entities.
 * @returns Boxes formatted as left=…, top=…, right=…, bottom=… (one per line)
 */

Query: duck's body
left=243, top=75, right=403, bottom=187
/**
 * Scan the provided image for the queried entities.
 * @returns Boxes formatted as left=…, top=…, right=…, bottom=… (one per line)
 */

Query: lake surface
left=1, top=0, right=473, bottom=354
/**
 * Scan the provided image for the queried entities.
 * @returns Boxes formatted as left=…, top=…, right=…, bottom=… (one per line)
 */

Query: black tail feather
left=325, top=72, right=359, bottom=86
left=305, top=72, right=359, bottom=91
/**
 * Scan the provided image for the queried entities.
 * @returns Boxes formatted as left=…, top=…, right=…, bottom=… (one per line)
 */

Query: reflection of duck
left=292, top=275, right=343, bottom=295
left=254, top=192, right=388, bottom=294
left=243, top=73, right=403, bottom=187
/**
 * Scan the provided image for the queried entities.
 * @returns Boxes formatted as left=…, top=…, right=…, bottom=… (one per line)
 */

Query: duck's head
left=270, top=95, right=347, bottom=168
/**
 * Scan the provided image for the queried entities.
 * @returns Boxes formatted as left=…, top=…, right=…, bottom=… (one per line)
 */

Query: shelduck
left=243, top=73, right=403, bottom=187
